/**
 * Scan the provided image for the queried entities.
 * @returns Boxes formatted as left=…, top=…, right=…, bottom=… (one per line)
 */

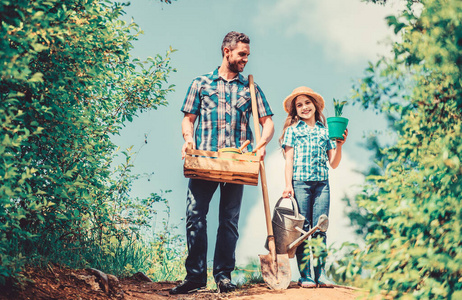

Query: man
left=170, top=31, right=274, bottom=295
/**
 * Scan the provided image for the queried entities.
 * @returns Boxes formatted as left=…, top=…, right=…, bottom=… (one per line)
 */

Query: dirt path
left=123, top=281, right=364, bottom=300
left=0, top=267, right=366, bottom=300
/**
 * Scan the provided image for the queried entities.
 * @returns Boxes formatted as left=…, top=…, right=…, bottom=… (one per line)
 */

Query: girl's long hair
left=278, top=95, right=327, bottom=147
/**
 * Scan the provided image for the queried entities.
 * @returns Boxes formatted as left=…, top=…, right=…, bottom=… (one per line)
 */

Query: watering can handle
left=274, top=196, right=300, bottom=219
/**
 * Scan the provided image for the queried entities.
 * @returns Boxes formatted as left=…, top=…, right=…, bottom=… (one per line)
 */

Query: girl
left=279, top=86, right=348, bottom=288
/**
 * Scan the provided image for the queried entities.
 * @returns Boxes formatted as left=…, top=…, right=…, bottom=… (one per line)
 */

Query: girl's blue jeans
left=293, top=179, right=330, bottom=280
left=184, top=179, right=243, bottom=284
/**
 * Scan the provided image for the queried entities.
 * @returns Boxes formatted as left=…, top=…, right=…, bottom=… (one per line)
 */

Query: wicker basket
left=183, top=147, right=261, bottom=186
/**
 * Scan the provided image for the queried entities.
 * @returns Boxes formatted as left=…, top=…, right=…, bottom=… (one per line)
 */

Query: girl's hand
left=336, top=128, right=348, bottom=146
left=282, top=187, right=294, bottom=198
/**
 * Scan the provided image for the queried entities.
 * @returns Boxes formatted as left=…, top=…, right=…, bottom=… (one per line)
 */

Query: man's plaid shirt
left=181, top=68, right=273, bottom=152
left=282, top=120, right=336, bottom=181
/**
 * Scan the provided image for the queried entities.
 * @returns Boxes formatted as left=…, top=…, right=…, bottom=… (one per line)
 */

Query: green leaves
left=1, top=0, right=175, bottom=284
left=385, top=15, right=407, bottom=34
left=333, top=98, right=347, bottom=117
left=336, top=0, right=462, bottom=298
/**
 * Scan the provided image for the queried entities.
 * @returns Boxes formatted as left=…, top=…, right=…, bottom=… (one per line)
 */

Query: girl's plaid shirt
left=282, top=120, right=336, bottom=181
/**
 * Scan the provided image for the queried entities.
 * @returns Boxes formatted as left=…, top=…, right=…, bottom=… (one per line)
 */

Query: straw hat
left=283, top=86, right=325, bottom=113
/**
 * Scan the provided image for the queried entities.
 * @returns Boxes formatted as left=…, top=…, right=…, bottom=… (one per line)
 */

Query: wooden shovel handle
left=249, top=75, right=274, bottom=240
left=249, top=75, right=261, bottom=144
left=259, top=160, right=275, bottom=239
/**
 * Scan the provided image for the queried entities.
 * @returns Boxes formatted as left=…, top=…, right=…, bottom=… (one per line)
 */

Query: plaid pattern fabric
left=181, top=68, right=273, bottom=152
left=282, top=120, right=336, bottom=181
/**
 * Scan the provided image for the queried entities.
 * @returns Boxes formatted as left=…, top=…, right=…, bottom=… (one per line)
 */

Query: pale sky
left=115, top=0, right=402, bottom=281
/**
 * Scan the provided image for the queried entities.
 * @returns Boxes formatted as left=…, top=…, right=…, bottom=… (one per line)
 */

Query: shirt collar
left=212, top=67, right=246, bottom=84
left=295, top=120, right=325, bottom=128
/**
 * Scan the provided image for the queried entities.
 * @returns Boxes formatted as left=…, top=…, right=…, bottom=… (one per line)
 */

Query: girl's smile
left=295, top=95, right=316, bottom=125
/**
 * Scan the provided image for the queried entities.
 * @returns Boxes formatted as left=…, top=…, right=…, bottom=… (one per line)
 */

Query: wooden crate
left=183, top=147, right=261, bottom=186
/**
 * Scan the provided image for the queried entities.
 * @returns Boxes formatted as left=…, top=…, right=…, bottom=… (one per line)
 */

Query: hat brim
left=283, top=91, right=325, bottom=113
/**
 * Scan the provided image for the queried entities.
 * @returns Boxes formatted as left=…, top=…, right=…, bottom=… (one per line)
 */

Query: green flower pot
left=327, top=117, right=348, bottom=140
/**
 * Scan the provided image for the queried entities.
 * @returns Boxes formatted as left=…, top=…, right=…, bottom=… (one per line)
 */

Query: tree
left=0, top=0, right=175, bottom=283
left=335, top=0, right=461, bottom=298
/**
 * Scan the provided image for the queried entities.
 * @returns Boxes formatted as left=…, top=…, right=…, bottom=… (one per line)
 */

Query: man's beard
left=228, top=60, right=243, bottom=73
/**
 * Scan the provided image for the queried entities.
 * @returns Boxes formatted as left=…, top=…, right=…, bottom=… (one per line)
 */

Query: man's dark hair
left=221, top=31, right=250, bottom=57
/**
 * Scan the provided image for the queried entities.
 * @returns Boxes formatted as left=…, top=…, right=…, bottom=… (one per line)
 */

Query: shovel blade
left=259, top=253, right=291, bottom=290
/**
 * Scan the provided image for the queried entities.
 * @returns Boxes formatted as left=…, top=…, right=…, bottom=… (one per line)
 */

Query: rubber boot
left=296, top=255, right=316, bottom=288
left=314, top=264, right=335, bottom=288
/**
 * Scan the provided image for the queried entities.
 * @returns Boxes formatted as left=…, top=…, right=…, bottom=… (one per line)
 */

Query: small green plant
left=232, top=259, right=264, bottom=287
left=333, top=98, right=348, bottom=117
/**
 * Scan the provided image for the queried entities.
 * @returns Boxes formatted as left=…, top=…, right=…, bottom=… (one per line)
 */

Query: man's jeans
left=293, top=180, right=330, bottom=280
left=184, top=179, right=243, bottom=284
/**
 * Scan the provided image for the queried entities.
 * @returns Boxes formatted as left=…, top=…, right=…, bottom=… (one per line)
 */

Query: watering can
left=268, top=197, right=329, bottom=258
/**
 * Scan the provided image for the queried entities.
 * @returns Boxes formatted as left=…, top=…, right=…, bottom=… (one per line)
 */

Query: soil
left=0, top=266, right=366, bottom=300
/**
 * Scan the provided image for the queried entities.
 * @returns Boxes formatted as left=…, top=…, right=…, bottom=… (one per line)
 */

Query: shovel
left=249, top=75, right=291, bottom=290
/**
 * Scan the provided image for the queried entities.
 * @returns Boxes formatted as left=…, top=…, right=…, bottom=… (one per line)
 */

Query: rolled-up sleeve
left=181, top=79, right=201, bottom=115
left=255, top=83, right=273, bottom=118
left=327, top=138, right=336, bottom=150
left=281, top=126, right=294, bottom=149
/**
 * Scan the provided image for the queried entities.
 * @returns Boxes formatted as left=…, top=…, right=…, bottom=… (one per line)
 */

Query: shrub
left=334, top=0, right=462, bottom=299
left=0, top=0, right=176, bottom=283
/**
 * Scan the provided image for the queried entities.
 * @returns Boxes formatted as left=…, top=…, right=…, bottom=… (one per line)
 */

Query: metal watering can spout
left=286, top=214, right=329, bottom=256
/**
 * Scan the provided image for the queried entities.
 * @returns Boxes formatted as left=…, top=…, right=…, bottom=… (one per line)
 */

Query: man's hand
left=182, top=139, right=195, bottom=160
left=253, top=140, right=267, bottom=159
left=257, top=146, right=266, bottom=159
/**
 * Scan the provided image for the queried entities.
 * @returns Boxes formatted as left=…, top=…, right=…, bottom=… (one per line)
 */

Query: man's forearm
left=181, top=114, right=197, bottom=159
left=183, top=128, right=194, bottom=141
left=259, top=116, right=274, bottom=145
left=182, top=114, right=196, bottom=142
